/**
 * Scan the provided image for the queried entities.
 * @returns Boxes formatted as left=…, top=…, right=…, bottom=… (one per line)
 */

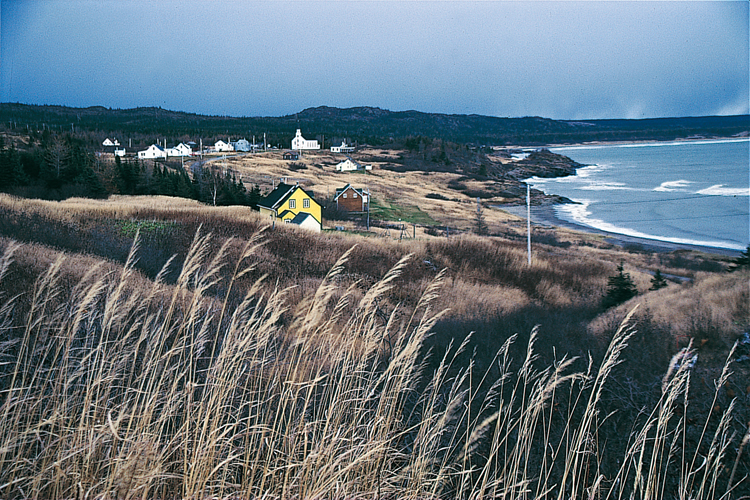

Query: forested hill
left=1, top=103, right=747, bottom=146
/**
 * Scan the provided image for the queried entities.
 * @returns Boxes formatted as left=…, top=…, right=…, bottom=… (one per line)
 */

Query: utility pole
left=526, top=183, right=531, bottom=266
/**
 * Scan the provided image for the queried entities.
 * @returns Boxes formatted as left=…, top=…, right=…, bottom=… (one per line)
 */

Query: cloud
left=1, top=0, right=747, bottom=119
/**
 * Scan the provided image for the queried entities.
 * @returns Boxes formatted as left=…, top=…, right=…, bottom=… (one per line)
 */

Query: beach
left=496, top=203, right=743, bottom=256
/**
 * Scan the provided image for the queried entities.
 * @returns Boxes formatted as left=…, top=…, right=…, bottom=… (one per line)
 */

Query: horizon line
left=2, top=101, right=749, bottom=123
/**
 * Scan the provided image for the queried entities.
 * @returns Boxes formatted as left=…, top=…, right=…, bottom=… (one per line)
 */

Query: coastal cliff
left=511, top=149, right=583, bottom=179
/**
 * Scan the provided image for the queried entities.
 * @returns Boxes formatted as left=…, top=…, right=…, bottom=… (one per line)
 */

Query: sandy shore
left=495, top=203, right=742, bottom=256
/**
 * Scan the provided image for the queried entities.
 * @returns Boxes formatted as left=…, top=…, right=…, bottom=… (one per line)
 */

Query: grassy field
left=0, top=153, right=748, bottom=498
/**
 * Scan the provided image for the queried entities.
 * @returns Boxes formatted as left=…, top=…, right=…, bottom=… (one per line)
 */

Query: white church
left=291, top=129, right=320, bottom=150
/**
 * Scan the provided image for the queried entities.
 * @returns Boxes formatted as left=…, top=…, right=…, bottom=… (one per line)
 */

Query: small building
left=258, top=182, right=322, bottom=232
left=232, top=139, right=251, bottom=152
left=288, top=212, right=321, bottom=231
left=282, top=151, right=300, bottom=161
left=291, top=129, right=320, bottom=150
left=214, top=140, right=234, bottom=152
left=334, top=184, right=369, bottom=212
left=103, top=138, right=121, bottom=151
left=331, top=141, right=355, bottom=153
left=166, top=143, right=192, bottom=157
left=335, top=157, right=371, bottom=172
left=114, top=148, right=126, bottom=157
left=138, top=144, right=167, bottom=160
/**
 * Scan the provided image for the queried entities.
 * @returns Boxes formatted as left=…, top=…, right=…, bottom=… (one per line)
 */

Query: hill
left=2, top=102, right=748, bottom=147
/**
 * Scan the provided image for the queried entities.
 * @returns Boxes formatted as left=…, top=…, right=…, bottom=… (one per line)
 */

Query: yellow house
left=258, top=182, right=322, bottom=232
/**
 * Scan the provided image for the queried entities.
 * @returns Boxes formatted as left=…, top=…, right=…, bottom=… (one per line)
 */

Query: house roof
left=290, top=212, right=318, bottom=225
left=336, top=157, right=361, bottom=168
left=334, top=183, right=366, bottom=201
left=257, top=182, right=297, bottom=211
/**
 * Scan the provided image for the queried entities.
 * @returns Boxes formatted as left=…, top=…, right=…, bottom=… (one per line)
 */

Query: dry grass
left=222, top=149, right=519, bottom=233
left=0, top=230, right=747, bottom=499
left=589, top=270, right=749, bottom=346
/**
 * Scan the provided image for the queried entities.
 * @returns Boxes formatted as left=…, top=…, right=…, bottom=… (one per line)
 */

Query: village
left=101, top=129, right=376, bottom=233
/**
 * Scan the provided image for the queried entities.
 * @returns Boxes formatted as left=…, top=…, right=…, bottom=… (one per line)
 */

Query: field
left=0, top=146, right=748, bottom=499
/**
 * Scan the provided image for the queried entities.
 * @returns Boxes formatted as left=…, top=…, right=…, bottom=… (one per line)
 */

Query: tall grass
left=0, top=232, right=746, bottom=499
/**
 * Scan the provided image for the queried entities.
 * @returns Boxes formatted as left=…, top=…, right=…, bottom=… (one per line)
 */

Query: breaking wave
left=555, top=201, right=746, bottom=251
left=654, top=180, right=692, bottom=192
left=697, top=184, right=750, bottom=197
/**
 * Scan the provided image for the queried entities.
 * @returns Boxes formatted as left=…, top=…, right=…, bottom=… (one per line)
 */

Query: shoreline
left=544, top=135, right=750, bottom=149
left=495, top=203, right=743, bottom=256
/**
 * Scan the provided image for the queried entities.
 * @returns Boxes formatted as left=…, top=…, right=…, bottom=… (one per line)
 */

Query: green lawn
left=370, top=198, right=438, bottom=226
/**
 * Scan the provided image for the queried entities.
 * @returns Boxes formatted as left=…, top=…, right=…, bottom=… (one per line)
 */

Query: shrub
left=425, top=192, right=449, bottom=200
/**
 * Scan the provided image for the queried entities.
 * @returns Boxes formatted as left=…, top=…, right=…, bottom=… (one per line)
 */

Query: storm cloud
left=2, top=0, right=747, bottom=119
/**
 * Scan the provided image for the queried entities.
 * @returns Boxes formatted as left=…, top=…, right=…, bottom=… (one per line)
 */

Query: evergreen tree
left=474, top=199, right=488, bottom=235
left=649, top=269, right=668, bottom=291
left=603, top=262, right=638, bottom=308
left=247, top=184, right=261, bottom=208
left=116, top=156, right=140, bottom=194
left=0, top=142, right=27, bottom=191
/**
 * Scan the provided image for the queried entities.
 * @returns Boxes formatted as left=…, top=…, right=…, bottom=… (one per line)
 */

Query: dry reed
left=0, top=231, right=746, bottom=499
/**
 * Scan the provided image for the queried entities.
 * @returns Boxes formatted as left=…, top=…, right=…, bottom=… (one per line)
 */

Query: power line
left=591, top=212, right=749, bottom=224
left=502, top=211, right=749, bottom=228
left=588, top=193, right=744, bottom=206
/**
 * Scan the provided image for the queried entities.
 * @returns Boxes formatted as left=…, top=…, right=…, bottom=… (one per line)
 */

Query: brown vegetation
left=0, top=181, right=747, bottom=498
left=0, top=225, right=747, bottom=498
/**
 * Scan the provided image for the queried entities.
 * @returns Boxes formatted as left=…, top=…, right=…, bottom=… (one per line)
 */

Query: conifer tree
left=0, top=142, right=27, bottom=190
left=649, top=269, right=669, bottom=291
left=603, top=262, right=638, bottom=308
left=474, top=199, right=488, bottom=235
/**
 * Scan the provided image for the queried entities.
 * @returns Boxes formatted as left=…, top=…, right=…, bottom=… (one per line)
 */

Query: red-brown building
left=334, top=184, right=369, bottom=212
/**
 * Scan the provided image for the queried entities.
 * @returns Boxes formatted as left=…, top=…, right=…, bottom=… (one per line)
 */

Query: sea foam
left=697, top=185, right=750, bottom=197
left=654, top=180, right=693, bottom=192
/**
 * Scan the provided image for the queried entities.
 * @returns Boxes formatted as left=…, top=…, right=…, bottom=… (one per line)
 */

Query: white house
left=291, top=129, right=320, bottom=150
left=214, top=140, right=234, bottom=152
left=166, top=143, right=192, bottom=157
left=103, top=138, right=114, bottom=147
left=114, top=148, right=126, bottom=157
left=138, top=144, right=167, bottom=160
left=331, top=141, right=355, bottom=153
left=335, top=158, right=372, bottom=172
left=232, top=139, right=251, bottom=152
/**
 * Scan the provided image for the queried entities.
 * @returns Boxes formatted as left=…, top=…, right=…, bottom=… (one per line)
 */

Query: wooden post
left=527, top=183, right=531, bottom=266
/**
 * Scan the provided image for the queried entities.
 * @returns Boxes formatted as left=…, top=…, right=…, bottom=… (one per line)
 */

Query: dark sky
left=2, top=0, right=748, bottom=120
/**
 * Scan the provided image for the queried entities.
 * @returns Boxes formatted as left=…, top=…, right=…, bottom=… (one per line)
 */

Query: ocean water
left=525, top=139, right=749, bottom=251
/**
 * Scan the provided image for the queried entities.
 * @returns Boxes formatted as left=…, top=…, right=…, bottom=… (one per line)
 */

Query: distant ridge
left=1, top=102, right=747, bottom=146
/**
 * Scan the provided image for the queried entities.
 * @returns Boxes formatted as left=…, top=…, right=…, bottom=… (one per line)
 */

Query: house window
left=303, top=198, right=310, bottom=208
left=289, top=199, right=296, bottom=209
left=353, top=193, right=358, bottom=198
left=343, top=193, right=347, bottom=198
